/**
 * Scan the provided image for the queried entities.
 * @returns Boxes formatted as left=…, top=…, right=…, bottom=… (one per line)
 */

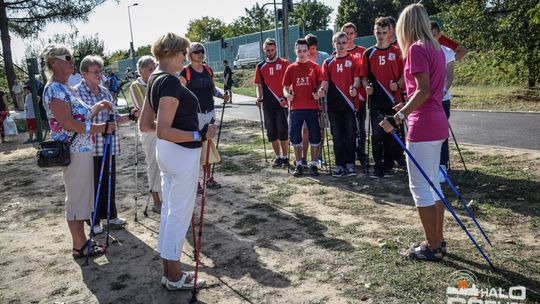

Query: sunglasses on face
left=193, top=50, right=205, bottom=55
left=54, top=54, right=73, bottom=62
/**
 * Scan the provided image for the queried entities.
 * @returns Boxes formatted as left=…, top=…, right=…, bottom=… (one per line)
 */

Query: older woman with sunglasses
left=41, top=45, right=115, bottom=258
left=179, top=43, right=229, bottom=190
left=129, top=55, right=162, bottom=213
left=74, top=55, right=139, bottom=234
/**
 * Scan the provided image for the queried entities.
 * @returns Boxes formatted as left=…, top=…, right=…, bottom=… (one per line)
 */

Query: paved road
left=220, top=94, right=540, bottom=151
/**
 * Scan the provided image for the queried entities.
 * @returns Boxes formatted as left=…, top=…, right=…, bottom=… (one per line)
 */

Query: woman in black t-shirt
left=139, top=33, right=216, bottom=291
left=179, top=42, right=229, bottom=190
left=0, top=90, right=10, bottom=143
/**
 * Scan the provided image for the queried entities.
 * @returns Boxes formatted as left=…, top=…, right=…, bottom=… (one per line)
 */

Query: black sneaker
left=281, top=158, right=289, bottom=168
left=332, top=167, right=345, bottom=178
left=346, top=166, right=357, bottom=177
left=383, top=168, right=394, bottom=178
left=370, top=168, right=383, bottom=179
left=272, top=158, right=282, bottom=167
left=293, top=164, right=303, bottom=177
left=309, top=165, right=319, bottom=176
left=301, top=158, right=308, bottom=167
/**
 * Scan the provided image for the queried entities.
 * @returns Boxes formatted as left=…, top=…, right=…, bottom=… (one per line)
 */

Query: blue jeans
left=290, top=109, right=321, bottom=147
left=440, top=99, right=451, bottom=166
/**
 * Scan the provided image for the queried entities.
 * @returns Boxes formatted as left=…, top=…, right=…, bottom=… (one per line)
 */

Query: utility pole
left=282, top=0, right=290, bottom=60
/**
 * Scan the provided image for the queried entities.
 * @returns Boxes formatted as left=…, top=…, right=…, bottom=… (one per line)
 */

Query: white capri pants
left=406, top=140, right=445, bottom=207
left=156, top=139, right=201, bottom=261
left=198, top=111, right=216, bottom=130
left=140, top=132, right=161, bottom=193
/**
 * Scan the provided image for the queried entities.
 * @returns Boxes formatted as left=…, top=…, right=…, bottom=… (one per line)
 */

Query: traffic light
left=221, top=37, right=228, bottom=49
left=286, top=0, right=293, bottom=12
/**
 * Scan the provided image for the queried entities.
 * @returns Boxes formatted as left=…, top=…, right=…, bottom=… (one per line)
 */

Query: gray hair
left=41, top=44, right=72, bottom=81
left=137, top=55, right=157, bottom=74
left=79, top=55, right=104, bottom=73
left=188, top=42, right=206, bottom=62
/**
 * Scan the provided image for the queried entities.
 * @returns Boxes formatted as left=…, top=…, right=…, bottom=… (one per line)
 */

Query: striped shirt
left=74, top=80, right=121, bottom=156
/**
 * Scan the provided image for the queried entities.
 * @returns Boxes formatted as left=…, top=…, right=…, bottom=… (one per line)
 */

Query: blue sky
left=11, top=0, right=341, bottom=61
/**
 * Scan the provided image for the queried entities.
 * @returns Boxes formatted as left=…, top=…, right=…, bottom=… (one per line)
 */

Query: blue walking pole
left=84, top=132, right=110, bottom=266
left=106, top=114, right=115, bottom=247
left=385, top=117, right=495, bottom=270
left=440, top=168, right=493, bottom=247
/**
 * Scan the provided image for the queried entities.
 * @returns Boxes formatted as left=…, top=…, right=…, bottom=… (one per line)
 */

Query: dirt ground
left=0, top=118, right=539, bottom=304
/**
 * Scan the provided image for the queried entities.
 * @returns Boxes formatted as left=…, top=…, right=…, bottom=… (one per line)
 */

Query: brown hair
left=304, top=34, right=318, bottom=46
left=375, top=17, right=390, bottom=28
left=340, top=22, right=357, bottom=33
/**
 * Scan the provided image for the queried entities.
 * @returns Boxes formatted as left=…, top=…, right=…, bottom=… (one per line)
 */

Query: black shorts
left=263, top=107, right=288, bottom=142
left=224, top=81, right=233, bottom=91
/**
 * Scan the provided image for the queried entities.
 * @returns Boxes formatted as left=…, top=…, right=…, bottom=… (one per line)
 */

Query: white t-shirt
left=68, top=73, right=83, bottom=87
left=12, top=83, right=23, bottom=94
left=442, top=45, right=455, bottom=101
left=25, top=94, right=35, bottom=119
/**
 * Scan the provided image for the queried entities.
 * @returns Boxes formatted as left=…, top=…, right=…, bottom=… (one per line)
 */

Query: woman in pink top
left=380, top=3, right=448, bottom=261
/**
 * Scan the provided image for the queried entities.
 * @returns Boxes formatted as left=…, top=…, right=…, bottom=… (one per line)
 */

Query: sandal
left=402, top=242, right=443, bottom=261
left=206, top=178, right=222, bottom=189
left=72, top=241, right=107, bottom=259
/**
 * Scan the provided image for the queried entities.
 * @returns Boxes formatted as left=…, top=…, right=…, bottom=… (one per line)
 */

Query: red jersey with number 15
left=282, top=60, right=321, bottom=110
left=363, top=45, right=404, bottom=103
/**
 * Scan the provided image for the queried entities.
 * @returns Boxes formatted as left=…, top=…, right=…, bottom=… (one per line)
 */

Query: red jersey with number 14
left=363, top=45, right=404, bottom=104
left=255, top=57, right=289, bottom=108
left=282, top=60, right=321, bottom=110
left=321, top=53, right=360, bottom=112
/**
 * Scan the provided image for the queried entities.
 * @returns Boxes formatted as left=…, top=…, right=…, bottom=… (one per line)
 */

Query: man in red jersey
left=362, top=17, right=404, bottom=178
left=340, top=22, right=369, bottom=168
left=318, top=31, right=362, bottom=177
left=255, top=38, right=290, bottom=168
left=282, top=38, right=322, bottom=177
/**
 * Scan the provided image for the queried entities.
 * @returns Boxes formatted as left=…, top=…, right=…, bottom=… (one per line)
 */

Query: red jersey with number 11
left=282, top=60, right=321, bottom=110
left=255, top=57, right=289, bottom=109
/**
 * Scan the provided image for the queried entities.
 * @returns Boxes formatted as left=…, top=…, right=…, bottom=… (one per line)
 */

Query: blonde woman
left=129, top=55, right=161, bottom=213
left=41, top=44, right=115, bottom=258
left=179, top=42, right=228, bottom=190
left=139, top=33, right=216, bottom=290
left=379, top=4, right=448, bottom=261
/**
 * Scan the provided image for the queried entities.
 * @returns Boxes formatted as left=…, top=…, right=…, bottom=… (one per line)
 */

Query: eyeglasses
left=54, top=54, right=73, bottom=62
left=193, top=50, right=205, bottom=55
left=87, top=70, right=102, bottom=75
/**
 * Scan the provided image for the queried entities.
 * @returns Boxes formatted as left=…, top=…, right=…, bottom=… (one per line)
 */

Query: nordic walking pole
left=143, top=164, right=160, bottom=217
left=211, top=97, right=228, bottom=177
left=365, top=84, right=372, bottom=175
left=84, top=129, right=111, bottom=266
left=384, top=117, right=494, bottom=270
left=440, top=167, right=492, bottom=246
left=322, top=95, right=332, bottom=174
left=258, top=104, right=268, bottom=163
left=448, top=122, right=468, bottom=173
left=120, top=89, right=140, bottom=222
left=106, top=114, right=115, bottom=248
left=190, top=138, right=212, bottom=303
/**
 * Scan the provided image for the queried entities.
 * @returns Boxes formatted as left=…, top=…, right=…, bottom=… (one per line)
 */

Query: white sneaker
left=161, top=272, right=194, bottom=287
left=91, top=224, right=103, bottom=235
left=166, top=272, right=206, bottom=290
left=109, top=217, right=126, bottom=226
left=438, top=165, right=447, bottom=183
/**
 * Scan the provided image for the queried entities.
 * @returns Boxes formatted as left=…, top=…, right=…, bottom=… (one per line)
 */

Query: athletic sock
left=311, top=160, right=318, bottom=167
left=296, top=160, right=303, bottom=166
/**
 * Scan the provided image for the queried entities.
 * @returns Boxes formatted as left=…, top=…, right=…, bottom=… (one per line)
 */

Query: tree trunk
left=0, top=0, right=17, bottom=106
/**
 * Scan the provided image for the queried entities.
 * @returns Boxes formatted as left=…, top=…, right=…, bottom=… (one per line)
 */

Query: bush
left=454, top=50, right=527, bottom=86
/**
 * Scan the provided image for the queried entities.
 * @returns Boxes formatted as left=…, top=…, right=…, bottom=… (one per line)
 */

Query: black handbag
left=37, top=133, right=77, bottom=168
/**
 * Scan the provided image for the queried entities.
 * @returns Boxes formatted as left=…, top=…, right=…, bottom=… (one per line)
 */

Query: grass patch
left=452, top=86, right=540, bottom=112
left=263, top=183, right=297, bottom=206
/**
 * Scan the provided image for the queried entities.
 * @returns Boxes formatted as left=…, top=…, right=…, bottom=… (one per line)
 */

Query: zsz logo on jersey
left=345, top=60, right=352, bottom=67
left=276, top=64, right=282, bottom=70
left=389, top=53, right=396, bottom=60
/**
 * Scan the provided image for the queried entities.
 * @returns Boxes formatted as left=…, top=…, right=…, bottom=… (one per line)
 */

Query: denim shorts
left=290, top=109, right=321, bottom=147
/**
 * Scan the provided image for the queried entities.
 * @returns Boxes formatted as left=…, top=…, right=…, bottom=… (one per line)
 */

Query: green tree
left=104, top=50, right=129, bottom=67
left=73, top=34, right=105, bottom=61
left=186, top=16, right=229, bottom=42
left=225, top=4, right=273, bottom=37
left=135, top=44, right=151, bottom=57
left=439, top=0, right=540, bottom=87
left=290, top=0, right=333, bottom=31
left=0, top=0, right=110, bottom=99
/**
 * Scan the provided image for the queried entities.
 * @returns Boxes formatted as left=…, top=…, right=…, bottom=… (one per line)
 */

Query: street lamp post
left=128, top=3, right=139, bottom=75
